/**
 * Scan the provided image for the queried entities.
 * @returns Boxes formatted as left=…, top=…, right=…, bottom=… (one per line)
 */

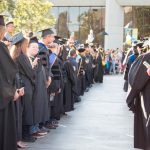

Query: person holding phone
left=126, top=43, right=150, bottom=150
left=27, top=37, right=50, bottom=138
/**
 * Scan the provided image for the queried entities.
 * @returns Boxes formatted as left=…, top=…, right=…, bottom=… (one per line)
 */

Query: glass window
left=51, top=6, right=105, bottom=46
left=78, top=7, right=91, bottom=43
left=68, top=7, right=80, bottom=40
left=56, top=7, right=69, bottom=38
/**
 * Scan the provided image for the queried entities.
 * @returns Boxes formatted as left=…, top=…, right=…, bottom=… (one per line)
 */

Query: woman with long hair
left=10, top=35, right=29, bottom=148
left=11, top=33, right=36, bottom=143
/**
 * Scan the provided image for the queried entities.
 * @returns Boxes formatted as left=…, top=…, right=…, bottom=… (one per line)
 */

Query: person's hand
left=46, top=76, right=51, bottom=88
left=32, top=57, right=40, bottom=68
left=51, top=93, right=55, bottom=96
left=147, top=68, right=150, bottom=76
left=92, top=64, right=96, bottom=68
left=3, top=41, right=11, bottom=46
left=18, top=87, right=25, bottom=97
left=13, top=90, right=20, bottom=101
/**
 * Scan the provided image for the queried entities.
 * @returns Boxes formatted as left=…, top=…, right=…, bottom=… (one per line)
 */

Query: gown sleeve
left=126, top=54, right=150, bottom=109
left=0, top=42, right=17, bottom=109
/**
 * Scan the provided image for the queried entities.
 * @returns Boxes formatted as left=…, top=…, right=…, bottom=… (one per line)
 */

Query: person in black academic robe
left=50, top=53, right=63, bottom=121
left=32, top=59, right=49, bottom=125
left=94, top=52, right=104, bottom=83
left=68, top=49, right=81, bottom=102
left=98, top=52, right=104, bottom=83
left=123, top=47, right=139, bottom=92
left=26, top=38, right=50, bottom=137
left=16, top=53, right=36, bottom=141
left=0, top=30, right=19, bottom=150
left=126, top=52, right=150, bottom=150
left=61, top=49, right=76, bottom=112
left=10, top=33, right=30, bottom=147
left=0, top=15, right=26, bottom=150
left=47, top=43, right=63, bottom=126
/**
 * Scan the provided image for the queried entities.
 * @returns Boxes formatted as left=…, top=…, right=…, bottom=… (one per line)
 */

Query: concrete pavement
left=26, top=75, right=135, bottom=150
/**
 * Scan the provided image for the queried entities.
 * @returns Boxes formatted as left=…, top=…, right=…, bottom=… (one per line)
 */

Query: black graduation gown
left=57, top=58, right=65, bottom=114
left=84, top=57, right=91, bottom=87
left=0, top=41, right=17, bottom=150
left=94, top=54, right=104, bottom=83
left=14, top=72, right=23, bottom=141
left=33, top=62, right=49, bottom=124
left=77, top=57, right=86, bottom=96
left=38, top=43, right=52, bottom=78
left=16, top=54, right=35, bottom=125
left=50, top=58, right=63, bottom=120
left=80, top=56, right=87, bottom=90
left=93, top=58, right=97, bottom=82
left=63, top=61, right=76, bottom=112
left=89, top=55, right=94, bottom=84
left=126, top=53, right=150, bottom=150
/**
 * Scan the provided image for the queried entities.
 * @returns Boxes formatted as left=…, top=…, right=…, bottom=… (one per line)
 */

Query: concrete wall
left=50, top=0, right=150, bottom=7
left=105, top=0, right=124, bottom=50
left=50, top=0, right=105, bottom=6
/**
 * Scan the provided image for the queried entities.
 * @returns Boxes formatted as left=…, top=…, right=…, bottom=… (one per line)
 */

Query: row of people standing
left=0, top=15, right=104, bottom=150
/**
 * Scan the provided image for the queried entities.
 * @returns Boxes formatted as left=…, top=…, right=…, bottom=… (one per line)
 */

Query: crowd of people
left=0, top=15, right=105, bottom=150
left=1, top=10, right=150, bottom=150
left=123, top=36, right=150, bottom=150
left=103, top=48, right=124, bottom=75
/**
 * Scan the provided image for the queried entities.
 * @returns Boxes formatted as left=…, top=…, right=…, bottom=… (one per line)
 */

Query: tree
left=13, top=0, right=55, bottom=32
left=55, top=11, right=70, bottom=38
left=0, top=0, right=6, bottom=14
left=7, top=0, right=15, bottom=17
left=0, top=0, right=15, bottom=16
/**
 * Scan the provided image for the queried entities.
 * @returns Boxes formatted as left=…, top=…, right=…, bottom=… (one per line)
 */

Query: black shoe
left=75, top=97, right=81, bottom=102
left=52, top=119, right=59, bottom=125
left=40, top=127, right=50, bottom=133
left=22, top=136, right=37, bottom=143
left=44, top=124, right=57, bottom=129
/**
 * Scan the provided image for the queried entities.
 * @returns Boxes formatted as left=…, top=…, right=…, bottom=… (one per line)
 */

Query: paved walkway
left=26, top=75, right=135, bottom=150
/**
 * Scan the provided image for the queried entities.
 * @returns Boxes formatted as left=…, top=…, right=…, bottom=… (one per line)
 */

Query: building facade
left=50, top=0, right=150, bottom=50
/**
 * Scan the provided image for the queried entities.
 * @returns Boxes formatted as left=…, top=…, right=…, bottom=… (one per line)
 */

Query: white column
left=105, top=0, right=124, bottom=50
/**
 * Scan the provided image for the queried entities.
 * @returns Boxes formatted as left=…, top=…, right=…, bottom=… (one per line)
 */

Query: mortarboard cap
left=12, top=32, right=25, bottom=45
left=78, top=44, right=86, bottom=53
left=40, top=28, right=54, bottom=37
left=53, top=35, right=61, bottom=44
left=54, top=36, right=68, bottom=45
left=0, top=15, right=5, bottom=26
left=136, top=41, right=143, bottom=48
left=54, top=35, right=61, bottom=40
left=29, top=36, right=38, bottom=45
